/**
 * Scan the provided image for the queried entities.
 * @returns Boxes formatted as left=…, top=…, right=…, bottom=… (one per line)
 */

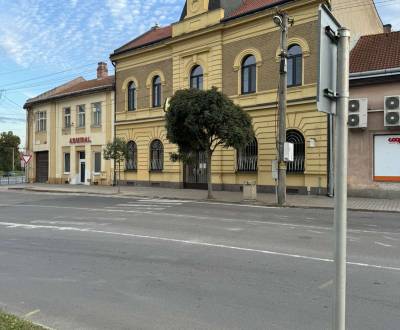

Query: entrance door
left=35, top=151, right=48, bottom=183
left=79, top=151, right=85, bottom=184
left=184, top=151, right=207, bottom=189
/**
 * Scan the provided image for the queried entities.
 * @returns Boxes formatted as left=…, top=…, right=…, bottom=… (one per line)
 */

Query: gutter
left=350, top=67, right=400, bottom=80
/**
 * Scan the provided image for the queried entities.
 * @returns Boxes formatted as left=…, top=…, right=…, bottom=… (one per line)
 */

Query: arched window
left=286, top=130, right=305, bottom=173
left=150, top=139, right=163, bottom=171
left=287, top=45, right=302, bottom=87
left=190, top=65, right=203, bottom=90
left=241, top=55, right=257, bottom=94
left=126, top=141, right=137, bottom=171
left=237, top=138, right=258, bottom=172
left=127, top=81, right=136, bottom=111
left=152, top=76, right=162, bottom=107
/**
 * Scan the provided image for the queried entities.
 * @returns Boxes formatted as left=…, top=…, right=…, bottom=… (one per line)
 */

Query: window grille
left=286, top=130, right=305, bottom=173
left=237, top=138, right=258, bottom=171
left=190, top=65, right=203, bottom=90
left=126, top=141, right=137, bottom=171
left=150, top=139, right=163, bottom=171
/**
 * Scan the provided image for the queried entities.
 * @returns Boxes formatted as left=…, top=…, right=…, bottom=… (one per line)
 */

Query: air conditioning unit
left=384, top=96, right=400, bottom=127
left=348, top=98, right=368, bottom=129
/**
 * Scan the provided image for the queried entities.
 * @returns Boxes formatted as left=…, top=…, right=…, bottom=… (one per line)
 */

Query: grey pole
left=277, top=13, right=288, bottom=206
left=333, top=27, right=350, bottom=330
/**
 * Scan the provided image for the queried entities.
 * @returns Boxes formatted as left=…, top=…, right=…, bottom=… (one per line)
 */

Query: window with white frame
left=92, top=102, right=101, bottom=127
left=94, top=152, right=101, bottom=173
left=77, top=105, right=85, bottom=128
left=36, top=111, right=47, bottom=132
left=64, top=153, right=70, bottom=173
left=64, top=108, right=71, bottom=128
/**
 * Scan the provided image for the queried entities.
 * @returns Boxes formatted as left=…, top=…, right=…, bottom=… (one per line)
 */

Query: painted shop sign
left=388, top=137, right=400, bottom=144
left=70, top=137, right=92, bottom=144
left=374, top=134, right=400, bottom=182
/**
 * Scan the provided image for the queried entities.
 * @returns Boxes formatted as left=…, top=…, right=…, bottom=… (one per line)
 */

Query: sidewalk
left=3, top=183, right=400, bottom=213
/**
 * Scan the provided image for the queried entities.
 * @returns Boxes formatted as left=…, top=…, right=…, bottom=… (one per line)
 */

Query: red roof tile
left=227, top=0, right=283, bottom=18
left=350, top=32, right=400, bottom=73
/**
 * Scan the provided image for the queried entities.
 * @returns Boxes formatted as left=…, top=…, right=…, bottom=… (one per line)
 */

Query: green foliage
left=166, top=87, right=254, bottom=159
left=0, top=310, right=46, bottom=330
left=103, top=137, right=128, bottom=163
left=0, top=131, right=21, bottom=171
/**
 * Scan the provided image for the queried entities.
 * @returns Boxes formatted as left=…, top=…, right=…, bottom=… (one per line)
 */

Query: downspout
left=111, top=60, right=117, bottom=187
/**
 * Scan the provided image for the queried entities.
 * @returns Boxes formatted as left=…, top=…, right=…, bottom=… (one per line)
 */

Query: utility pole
left=333, top=27, right=350, bottom=330
left=274, top=12, right=289, bottom=206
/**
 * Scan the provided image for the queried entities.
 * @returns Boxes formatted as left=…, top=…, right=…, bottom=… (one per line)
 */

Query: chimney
left=384, top=24, right=392, bottom=33
left=97, top=62, right=108, bottom=79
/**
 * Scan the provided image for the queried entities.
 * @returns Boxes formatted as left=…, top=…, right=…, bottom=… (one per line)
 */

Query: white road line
left=318, top=279, right=333, bottom=289
left=24, top=309, right=40, bottom=318
left=374, top=241, right=392, bottom=248
left=105, top=206, right=165, bottom=211
left=8, top=204, right=400, bottom=236
left=383, top=236, right=398, bottom=241
left=0, top=221, right=399, bottom=272
left=308, top=230, right=323, bottom=234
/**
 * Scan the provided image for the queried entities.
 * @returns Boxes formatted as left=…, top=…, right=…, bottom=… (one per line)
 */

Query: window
left=64, top=108, right=71, bottom=128
left=128, top=81, right=136, bottom=111
left=92, top=102, right=101, bottom=127
left=190, top=65, right=203, bottom=90
left=77, top=105, right=85, bottom=128
left=150, top=139, right=163, bottom=171
left=94, top=152, right=101, bottom=173
left=36, top=111, right=47, bottom=132
left=241, top=55, right=257, bottom=94
left=237, top=138, right=258, bottom=172
left=64, top=153, right=70, bottom=173
left=152, top=76, right=161, bottom=107
left=287, top=45, right=302, bottom=87
left=126, top=141, right=137, bottom=171
left=286, top=130, right=305, bottom=173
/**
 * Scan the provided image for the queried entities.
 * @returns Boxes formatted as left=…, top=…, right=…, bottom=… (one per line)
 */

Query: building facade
left=348, top=31, right=400, bottom=198
left=24, top=63, right=115, bottom=185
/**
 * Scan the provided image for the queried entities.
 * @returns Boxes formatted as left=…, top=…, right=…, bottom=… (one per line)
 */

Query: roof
left=24, top=75, right=114, bottom=108
left=112, top=0, right=290, bottom=56
left=350, top=31, right=400, bottom=73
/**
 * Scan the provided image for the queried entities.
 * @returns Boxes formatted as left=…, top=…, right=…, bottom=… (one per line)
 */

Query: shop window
left=64, top=108, right=71, bottom=128
left=94, top=152, right=101, bottom=173
left=237, top=138, right=258, bottom=172
left=150, top=139, right=163, bottom=171
left=286, top=130, right=305, bottom=173
left=128, top=81, right=136, bottom=111
left=152, top=76, right=161, bottom=108
left=287, top=45, right=302, bottom=87
left=126, top=141, right=137, bottom=171
left=92, top=103, right=101, bottom=127
left=241, top=55, right=256, bottom=94
left=36, top=111, right=47, bottom=132
left=64, top=153, right=70, bottom=173
left=77, top=105, right=85, bottom=128
left=190, top=65, right=203, bottom=90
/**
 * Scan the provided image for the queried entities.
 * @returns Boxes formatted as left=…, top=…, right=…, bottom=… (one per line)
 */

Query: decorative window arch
left=286, top=130, right=305, bottom=173
left=241, top=55, right=257, bottom=94
left=190, top=65, right=203, bottom=90
left=152, top=76, right=162, bottom=107
left=126, top=141, right=137, bottom=171
left=127, top=81, right=136, bottom=111
left=150, top=139, right=164, bottom=171
left=237, top=138, right=258, bottom=172
left=287, top=44, right=303, bottom=87
left=233, top=48, right=262, bottom=95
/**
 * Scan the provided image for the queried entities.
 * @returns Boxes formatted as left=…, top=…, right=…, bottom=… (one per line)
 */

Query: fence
left=0, top=176, right=27, bottom=185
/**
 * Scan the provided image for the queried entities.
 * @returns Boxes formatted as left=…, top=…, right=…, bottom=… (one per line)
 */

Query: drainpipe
left=111, top=60, right=117, bottom=187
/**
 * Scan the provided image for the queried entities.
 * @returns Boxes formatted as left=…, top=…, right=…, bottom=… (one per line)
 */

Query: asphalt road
left=0, top=190, right=399, bottom=330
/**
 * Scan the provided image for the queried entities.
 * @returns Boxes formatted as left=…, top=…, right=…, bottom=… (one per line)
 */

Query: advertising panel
left=374, top=135, right=400, bottom=182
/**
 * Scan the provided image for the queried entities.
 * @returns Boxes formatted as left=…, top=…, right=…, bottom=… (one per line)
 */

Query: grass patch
left=0, top=310, right=46, bottom=330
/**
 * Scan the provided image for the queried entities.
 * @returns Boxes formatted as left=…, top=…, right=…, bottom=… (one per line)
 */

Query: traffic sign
left=21, top=154, right=32, bottom=164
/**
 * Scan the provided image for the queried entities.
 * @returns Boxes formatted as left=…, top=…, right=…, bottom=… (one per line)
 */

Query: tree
left=0, top=131, right=21, bottom=172
left=103, top=137, right=128, bottom=193
left=166, top=87, right=254, bottom=199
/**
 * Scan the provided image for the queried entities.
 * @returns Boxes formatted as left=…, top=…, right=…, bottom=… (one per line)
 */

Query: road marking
left=308, top=230, right=323, bottom=234
left=24, top=309, right=40, bottom=318
left=1, top=221, right=400, bottom=272
left=383, top=236, right=398, bottom=241
left=318, top=279, right=333, bottom=289
left=374, top=241, right=392, bottom=248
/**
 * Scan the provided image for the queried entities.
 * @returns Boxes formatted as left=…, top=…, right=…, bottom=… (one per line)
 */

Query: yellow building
left=24, top=62, right=115, bottom=185
left=110, top=0, right=380, bottom=194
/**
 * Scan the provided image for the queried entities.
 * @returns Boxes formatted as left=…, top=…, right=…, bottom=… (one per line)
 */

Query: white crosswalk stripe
left=106, top=198, right=186, bottom=212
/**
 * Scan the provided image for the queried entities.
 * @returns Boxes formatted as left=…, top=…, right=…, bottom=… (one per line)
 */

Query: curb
left=8, top=186, right=400, bottom=214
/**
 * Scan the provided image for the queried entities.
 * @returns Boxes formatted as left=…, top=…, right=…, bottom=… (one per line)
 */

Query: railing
left=0, top=176, right=27, bottom=185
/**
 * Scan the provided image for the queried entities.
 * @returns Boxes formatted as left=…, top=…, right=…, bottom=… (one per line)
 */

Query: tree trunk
left=117, top=160, right=121, bottom=194
left=206, top=149, right=214, bottom=199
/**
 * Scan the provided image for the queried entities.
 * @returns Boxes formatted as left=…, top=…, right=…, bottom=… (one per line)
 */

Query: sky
left=0, top=0, right=398, bottom=150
